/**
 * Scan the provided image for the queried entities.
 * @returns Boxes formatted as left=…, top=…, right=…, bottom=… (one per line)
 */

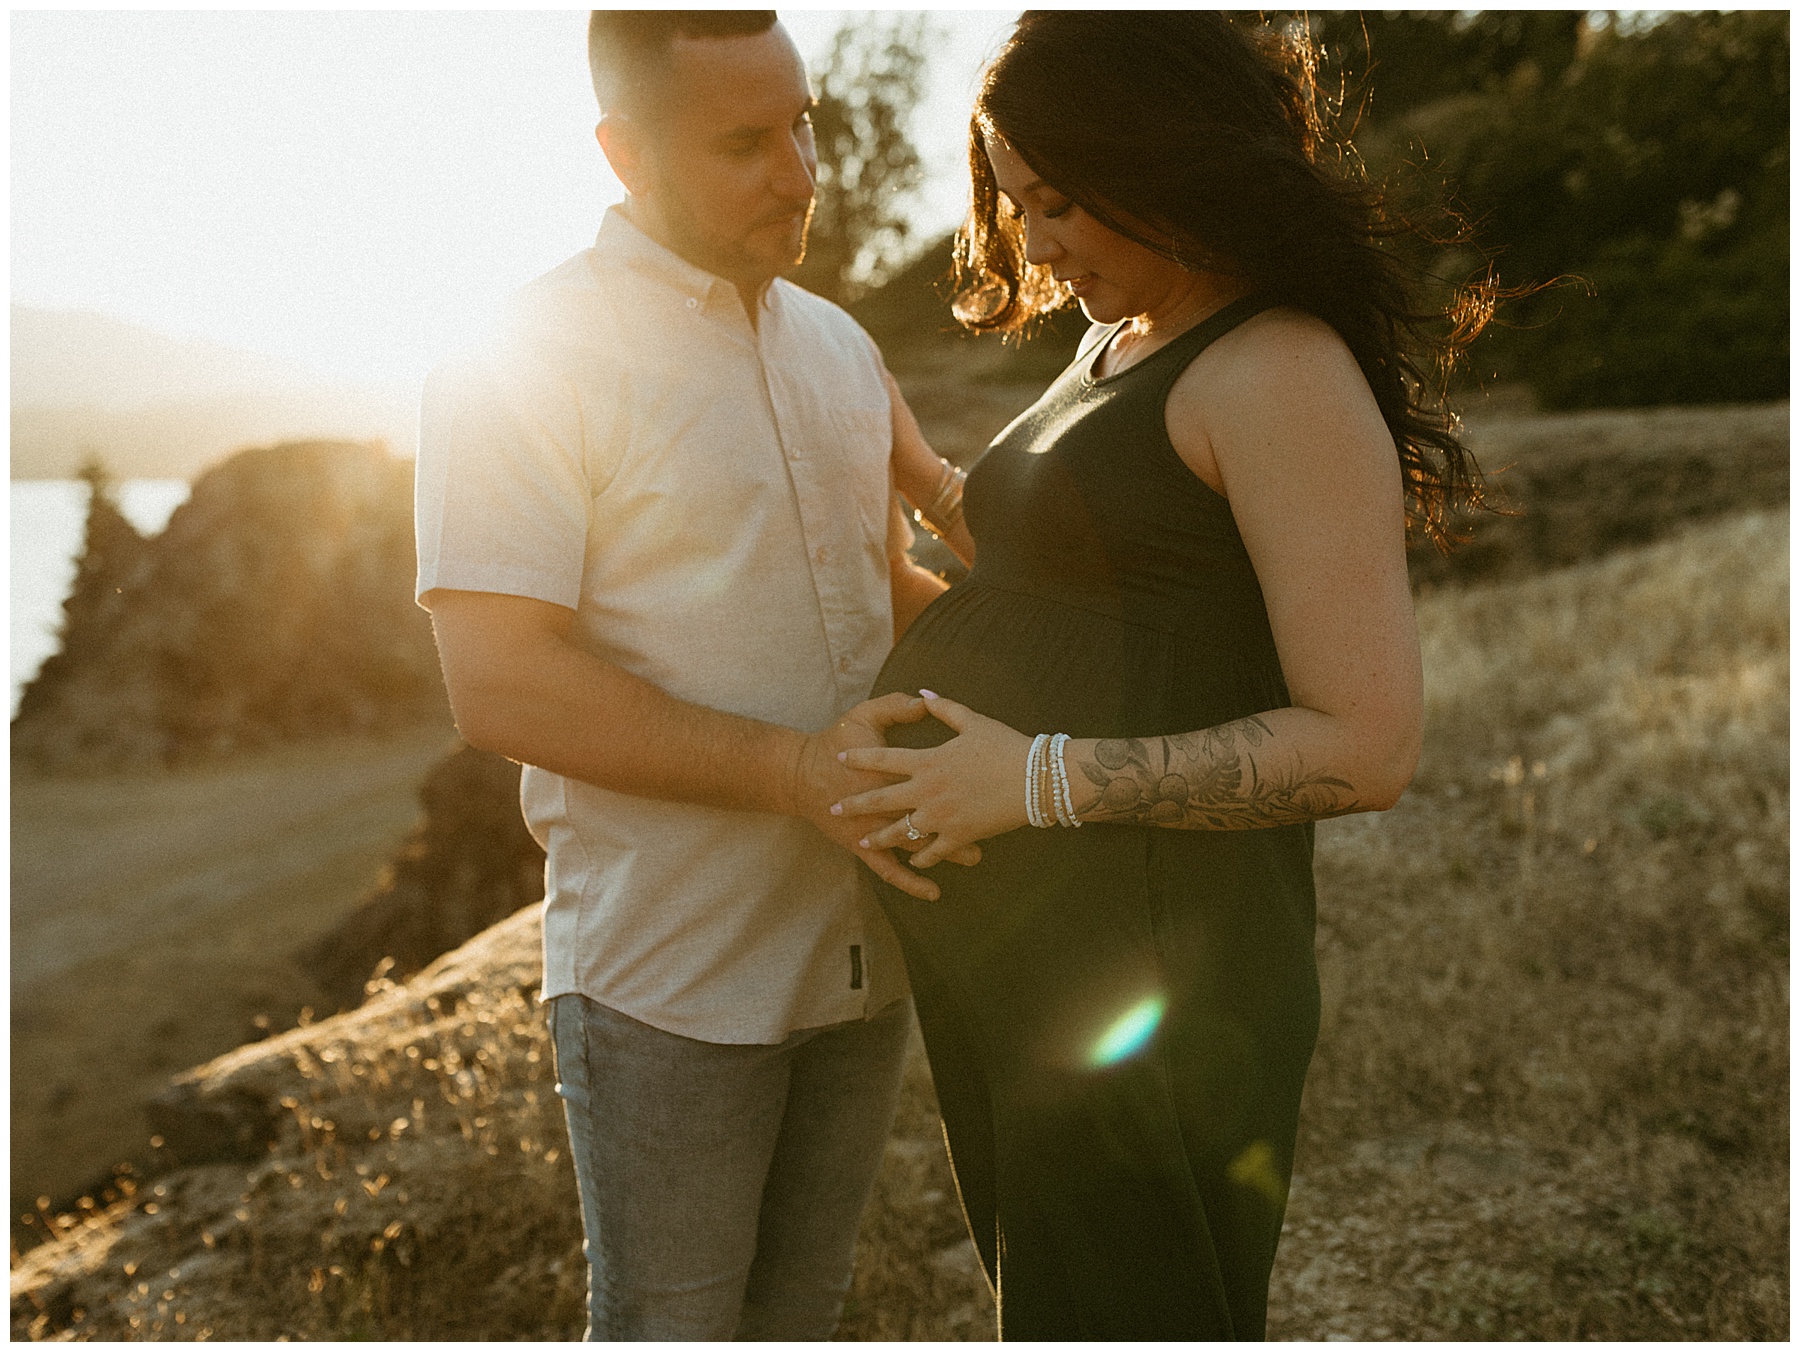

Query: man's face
left=632, top=25, right=818, bottom=290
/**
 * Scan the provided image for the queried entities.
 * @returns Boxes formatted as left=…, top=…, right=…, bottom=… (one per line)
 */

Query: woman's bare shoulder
left=1192, top=305, right=1358, bottom=395
left=1166, top=303, right=1389, bottom=491
left=1176, top=306, right=1375, bottom=428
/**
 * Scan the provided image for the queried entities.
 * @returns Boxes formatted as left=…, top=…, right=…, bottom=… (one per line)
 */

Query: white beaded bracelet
left=1049, top=732, right=1082, bottom=828
left=1025, top=733, right=1052, bottom=828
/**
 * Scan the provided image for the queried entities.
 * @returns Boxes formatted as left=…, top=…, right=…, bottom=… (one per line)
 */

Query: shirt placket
left=756, top=316, right=878, bottom=714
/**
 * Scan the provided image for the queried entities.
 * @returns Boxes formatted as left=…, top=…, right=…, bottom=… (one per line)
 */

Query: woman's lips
left=1060, top=274, right=1096, bottom=297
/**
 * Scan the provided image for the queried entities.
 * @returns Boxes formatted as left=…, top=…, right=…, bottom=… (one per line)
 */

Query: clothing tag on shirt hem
left=849, top=944, right=864, bottom=991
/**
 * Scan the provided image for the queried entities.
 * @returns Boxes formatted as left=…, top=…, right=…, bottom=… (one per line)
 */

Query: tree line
left=800, top=11, right=1787, bottom=412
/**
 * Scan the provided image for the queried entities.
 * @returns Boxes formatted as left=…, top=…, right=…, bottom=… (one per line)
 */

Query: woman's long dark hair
left=956, top=11, right=1493, bottom=547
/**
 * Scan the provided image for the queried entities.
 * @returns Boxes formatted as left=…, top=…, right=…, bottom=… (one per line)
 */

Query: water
left=10, top=479, right=191, bottom=716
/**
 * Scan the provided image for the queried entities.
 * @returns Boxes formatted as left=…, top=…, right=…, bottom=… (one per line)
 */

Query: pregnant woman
left=831, top=12, right=1494, bottom=1340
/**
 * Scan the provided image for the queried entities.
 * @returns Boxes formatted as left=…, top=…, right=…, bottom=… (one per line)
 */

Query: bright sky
left=11, top=9, right=1018, bottom=391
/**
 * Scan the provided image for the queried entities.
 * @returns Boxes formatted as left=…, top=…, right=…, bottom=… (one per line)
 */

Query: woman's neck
left=1101, top=272, right=1251, bottom=376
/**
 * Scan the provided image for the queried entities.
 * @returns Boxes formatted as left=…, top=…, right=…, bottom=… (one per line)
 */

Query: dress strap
left=1142, top=293, right=1277, bottom=400
left=1074, top=319, right=1127, bottom=366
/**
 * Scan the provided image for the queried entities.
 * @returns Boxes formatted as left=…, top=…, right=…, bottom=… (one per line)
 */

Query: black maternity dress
left=870, top=295, right=1321, bottom=1340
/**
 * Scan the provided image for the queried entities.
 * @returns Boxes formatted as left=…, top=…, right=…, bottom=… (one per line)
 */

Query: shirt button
left=838, top=655, right=852, bottom=673
left=814, top=546, right=828, bottom=564
left=686, top=297, right=698, bottom=310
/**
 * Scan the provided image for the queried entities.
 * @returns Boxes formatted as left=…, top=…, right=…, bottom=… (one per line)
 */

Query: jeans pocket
left=548, top=994, right=590, bottom=1113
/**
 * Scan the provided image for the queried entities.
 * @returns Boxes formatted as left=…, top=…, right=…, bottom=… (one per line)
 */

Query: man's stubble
left=646, top=159, right=816, bottom=292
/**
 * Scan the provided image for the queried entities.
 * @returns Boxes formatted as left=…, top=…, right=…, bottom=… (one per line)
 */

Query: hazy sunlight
left=10, top=11, right=1015, bottom=392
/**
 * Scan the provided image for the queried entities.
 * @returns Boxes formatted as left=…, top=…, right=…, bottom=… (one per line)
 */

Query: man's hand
left=430, top=593, right=977, bottom=898
left=791, top=692, right=981, bottom=902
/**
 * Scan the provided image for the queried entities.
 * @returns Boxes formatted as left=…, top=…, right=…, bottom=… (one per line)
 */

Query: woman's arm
left=832, top=309, right=1422, bottom=866
left=887, top=486, right=950, bottom=638
left=1108, top=305, right=1423, bottom=822
left=884, top=370, right=977, bottom=567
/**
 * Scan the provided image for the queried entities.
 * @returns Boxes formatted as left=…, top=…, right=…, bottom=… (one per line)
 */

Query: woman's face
left=983, top=133, right=1195, bottom=325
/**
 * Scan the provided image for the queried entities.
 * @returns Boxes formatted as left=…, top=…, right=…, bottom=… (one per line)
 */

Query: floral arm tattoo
left=1070, top=716, right=1360, bottom=829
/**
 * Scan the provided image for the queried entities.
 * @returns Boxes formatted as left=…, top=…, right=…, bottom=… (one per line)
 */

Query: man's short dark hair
left=587, top=10, right=778, bottom=116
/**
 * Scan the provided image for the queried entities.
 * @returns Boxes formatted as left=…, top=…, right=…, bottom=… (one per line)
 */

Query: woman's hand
left=832, top=692, right=1032, bottom=868
left=813, top=693, right=985, bottom=883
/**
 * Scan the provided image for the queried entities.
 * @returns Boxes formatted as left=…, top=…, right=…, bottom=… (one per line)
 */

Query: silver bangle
left=922, top=461, right=966, bottom=536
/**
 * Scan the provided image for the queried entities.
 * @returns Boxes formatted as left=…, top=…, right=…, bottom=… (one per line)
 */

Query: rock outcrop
left=11, top=440, right=445, bottom=771
left=296, top=743, right=547, bottom=1014
left=11, top=909, right=586, bottom=1341
left=10, top=908, right=992, bottom=1341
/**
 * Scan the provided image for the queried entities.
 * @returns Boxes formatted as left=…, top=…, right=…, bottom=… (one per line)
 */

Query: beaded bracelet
left=1025, top=732, right=1084, bottom=829
left=1049, top=732, right=1083, bottom=829
left=1024, top=733, right=1052, bottom=828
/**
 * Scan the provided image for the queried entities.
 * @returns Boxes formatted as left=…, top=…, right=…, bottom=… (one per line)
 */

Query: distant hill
left=10, top=306, right=416, bottom=480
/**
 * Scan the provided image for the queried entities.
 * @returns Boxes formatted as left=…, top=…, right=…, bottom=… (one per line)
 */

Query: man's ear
left=597, top=115, right=650, bottom=196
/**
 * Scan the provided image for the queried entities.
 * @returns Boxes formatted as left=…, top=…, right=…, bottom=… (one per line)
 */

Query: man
left=414, top=11, right=959, bottom=1340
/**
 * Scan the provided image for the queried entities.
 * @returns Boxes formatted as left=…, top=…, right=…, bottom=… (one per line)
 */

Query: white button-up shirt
left=415, top=207, right=907, bottom=1043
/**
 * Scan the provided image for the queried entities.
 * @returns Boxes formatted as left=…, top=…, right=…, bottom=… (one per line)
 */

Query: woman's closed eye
left=1001, top=194, right=1073, bottom=222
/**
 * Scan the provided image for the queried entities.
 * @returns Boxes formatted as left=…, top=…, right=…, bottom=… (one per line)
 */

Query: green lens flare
left=1089, top=996, right=1165, bottom=1067
left=1227, top=1140, right=1288, bottom=1209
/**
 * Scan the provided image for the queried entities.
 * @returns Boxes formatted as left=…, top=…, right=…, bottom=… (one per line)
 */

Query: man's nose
left=771, top=131, right=816, bottom=204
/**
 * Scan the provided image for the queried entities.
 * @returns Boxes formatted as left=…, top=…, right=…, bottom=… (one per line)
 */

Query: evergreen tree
left=13, top=455, right=146, bottom=727
left=788, top=16, right=929, bottom=306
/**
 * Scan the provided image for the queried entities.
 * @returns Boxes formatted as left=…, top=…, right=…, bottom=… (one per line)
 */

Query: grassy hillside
left=1419, top=401, right=1789, bottom=586
left=12, top=503, right=1784, bottom=1340
left=1270, top=505, right=1787, bottom=1338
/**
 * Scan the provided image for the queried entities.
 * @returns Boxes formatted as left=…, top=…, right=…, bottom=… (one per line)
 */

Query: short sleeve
left=414, top=342, right=596, bottom=611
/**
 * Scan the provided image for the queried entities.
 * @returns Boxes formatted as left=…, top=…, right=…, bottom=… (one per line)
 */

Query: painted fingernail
left=858, top=837, right=871, bottom=848
left=920, top=689, right=939, bottom=700
left=837, top=751, right=846, bottom=762
left=829, top=803, right=843, bottom=815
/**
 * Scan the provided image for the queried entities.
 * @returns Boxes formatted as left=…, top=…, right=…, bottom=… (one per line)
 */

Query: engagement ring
left=902, top=812, right=927, bottom=842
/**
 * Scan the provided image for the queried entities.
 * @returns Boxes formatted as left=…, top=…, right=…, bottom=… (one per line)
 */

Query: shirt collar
left=594, top=204, right=778, bottom=316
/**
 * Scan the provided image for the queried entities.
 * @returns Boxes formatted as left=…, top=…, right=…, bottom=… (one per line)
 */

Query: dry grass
left=1271, top=506, right=1788, bottom=1339
left=11, top=913, right=588, bottom=1340
left=11, top=507, right=1786, bottom=1340
left=8, top=911, right=992, bottom=1341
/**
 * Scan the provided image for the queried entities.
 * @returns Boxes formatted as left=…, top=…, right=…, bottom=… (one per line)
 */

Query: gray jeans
left=547, top=992, right=912, bottom=1340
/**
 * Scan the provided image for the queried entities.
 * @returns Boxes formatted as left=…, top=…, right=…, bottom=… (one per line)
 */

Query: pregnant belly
left=875, top=581, right=1162, bottom=749
left=877, top=578, right=1286, bottom=750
